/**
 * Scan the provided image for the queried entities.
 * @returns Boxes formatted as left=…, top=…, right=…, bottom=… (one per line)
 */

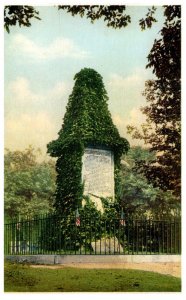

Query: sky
left=4, top=5, right=166, bottom=159
left=1, top=1, right=186, bottom=299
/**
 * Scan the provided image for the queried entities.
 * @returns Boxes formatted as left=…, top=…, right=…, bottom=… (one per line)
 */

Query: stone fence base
left=5, top=254, right=181, bottom=265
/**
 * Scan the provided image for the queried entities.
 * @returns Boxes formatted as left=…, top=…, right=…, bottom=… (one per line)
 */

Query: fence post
left=4, top=214, right=181, bottom=256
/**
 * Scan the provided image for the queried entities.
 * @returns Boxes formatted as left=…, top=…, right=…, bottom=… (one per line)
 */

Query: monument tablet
left=82, top=147, right=114, bottom=199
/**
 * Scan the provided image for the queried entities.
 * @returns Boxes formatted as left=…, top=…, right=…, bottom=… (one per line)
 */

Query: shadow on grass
left=4, top=260, right=181, bottom=292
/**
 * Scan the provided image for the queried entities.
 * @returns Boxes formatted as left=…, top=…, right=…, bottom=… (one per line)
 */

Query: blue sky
left=4, top=5, right=165, bottom=158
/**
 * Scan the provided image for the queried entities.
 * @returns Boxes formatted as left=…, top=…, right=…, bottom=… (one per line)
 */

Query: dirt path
left=31, top=262, right=181, bottom=278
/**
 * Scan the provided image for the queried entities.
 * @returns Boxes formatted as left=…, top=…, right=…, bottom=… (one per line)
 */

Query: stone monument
left=47, top=68, right=129, bottom=214
left=82, top=147, right=114, bottom=212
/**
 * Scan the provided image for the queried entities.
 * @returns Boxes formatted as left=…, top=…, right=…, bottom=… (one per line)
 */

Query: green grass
left=4, top=260, right=181, bottom=292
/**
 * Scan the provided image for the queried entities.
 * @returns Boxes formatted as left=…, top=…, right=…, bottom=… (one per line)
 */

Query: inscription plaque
left=82, top=147, right=114, bottom=199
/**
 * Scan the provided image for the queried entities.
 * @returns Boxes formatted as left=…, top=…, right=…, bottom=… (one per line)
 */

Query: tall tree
left=4, top=147, right=56, bottom=218
left=127, top=5, right=181, bottom=199
left=5, top=5, right=180, bottom=210
left=47, top=68, right=129, bottom=215
left=120, top=147, right=180, bottom=218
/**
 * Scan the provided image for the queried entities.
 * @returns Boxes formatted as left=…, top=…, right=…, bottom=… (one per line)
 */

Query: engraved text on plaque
left=82, top=148, right=114, bottom=199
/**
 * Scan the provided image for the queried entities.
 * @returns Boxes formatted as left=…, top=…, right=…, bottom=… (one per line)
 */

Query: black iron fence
left=4, top=214, right=181, bottom=255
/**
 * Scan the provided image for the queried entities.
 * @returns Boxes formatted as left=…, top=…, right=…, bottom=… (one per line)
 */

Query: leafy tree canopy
left=4, top=5, right=40, bottom=33
left=4, top=5, right=181, bottom=216
left=4, top=146, right=56, bottom=219
left=127, top=5, right=181, bottom=199
left=4, top=5, right=158, bottom=33
left=4, top=144, right=180, bottom=220
left=58, top=5, right=131, bottom=29
left=120, top=146, right=180, bottom=218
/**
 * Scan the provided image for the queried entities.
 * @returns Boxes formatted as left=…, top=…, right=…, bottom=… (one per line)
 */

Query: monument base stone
left=91, top=237, right=123, bottom=254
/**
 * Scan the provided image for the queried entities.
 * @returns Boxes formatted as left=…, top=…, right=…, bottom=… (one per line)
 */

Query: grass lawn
left=4, top=260, right=181, bottom=292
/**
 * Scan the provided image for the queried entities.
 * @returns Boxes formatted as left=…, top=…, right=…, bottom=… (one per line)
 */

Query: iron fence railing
left=4, top=214, right=181, bottom=255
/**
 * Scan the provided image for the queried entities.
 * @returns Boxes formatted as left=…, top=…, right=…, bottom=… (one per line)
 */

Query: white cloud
left=106, top=69, right=155, bottom=148
left=12, top=34, right=89, bottom=60
left=112, top=107, right=146, bottom=147
left=5, top=112, right=58, bottom=154
left=107, top=68, right=154, bottom=110
left=112, top=114, right=124, bottom=127
left=8, top=77, right=44, bottom=104
left=108, top=70, right=146, bottom=89
left=113, top=108, right=146, bottom=131
left=6, top=77, right=69, bottom=111
left=5, top=77, right=70, bottom=154
left=125, top=107, right=146, bottom=127
left=5, top=70, right=149, bottom=154
left=47, top=81, right=70, bottom=100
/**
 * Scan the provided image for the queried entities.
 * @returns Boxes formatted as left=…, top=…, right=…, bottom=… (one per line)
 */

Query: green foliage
left=120, top=146, right=180, bottom=218
left=127, top=6, right=181, bottom=199
left=81, top=196, right=102, bottom=219
left=4, top=5, right=158, bottom=33
left=101, top=197, right=120, bottom=220
left=53, top=142, right=84, bottom=214
left=40, top=198, right=103, bottom=252
left=120, top=147, right=157, bottom=216
left=47, top=68, right=129, bottom=215
left=4, top=147, right=56, bottom=218
left=39, top=199, right=122, bottom=253
left=4, top=6, right=41, bottom=33
left=58, top=6, right=131, bottom=29
left=120, top=172, right=157, bottom=215
left=139, top=6, right=157, bottom=30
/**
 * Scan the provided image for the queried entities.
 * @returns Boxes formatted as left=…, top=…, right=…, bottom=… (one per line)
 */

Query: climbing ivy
left=47, top=68, right=129, bottom=215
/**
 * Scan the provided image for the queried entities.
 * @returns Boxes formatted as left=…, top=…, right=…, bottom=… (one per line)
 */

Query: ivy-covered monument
left=47, top=68, right=129, bottom=215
